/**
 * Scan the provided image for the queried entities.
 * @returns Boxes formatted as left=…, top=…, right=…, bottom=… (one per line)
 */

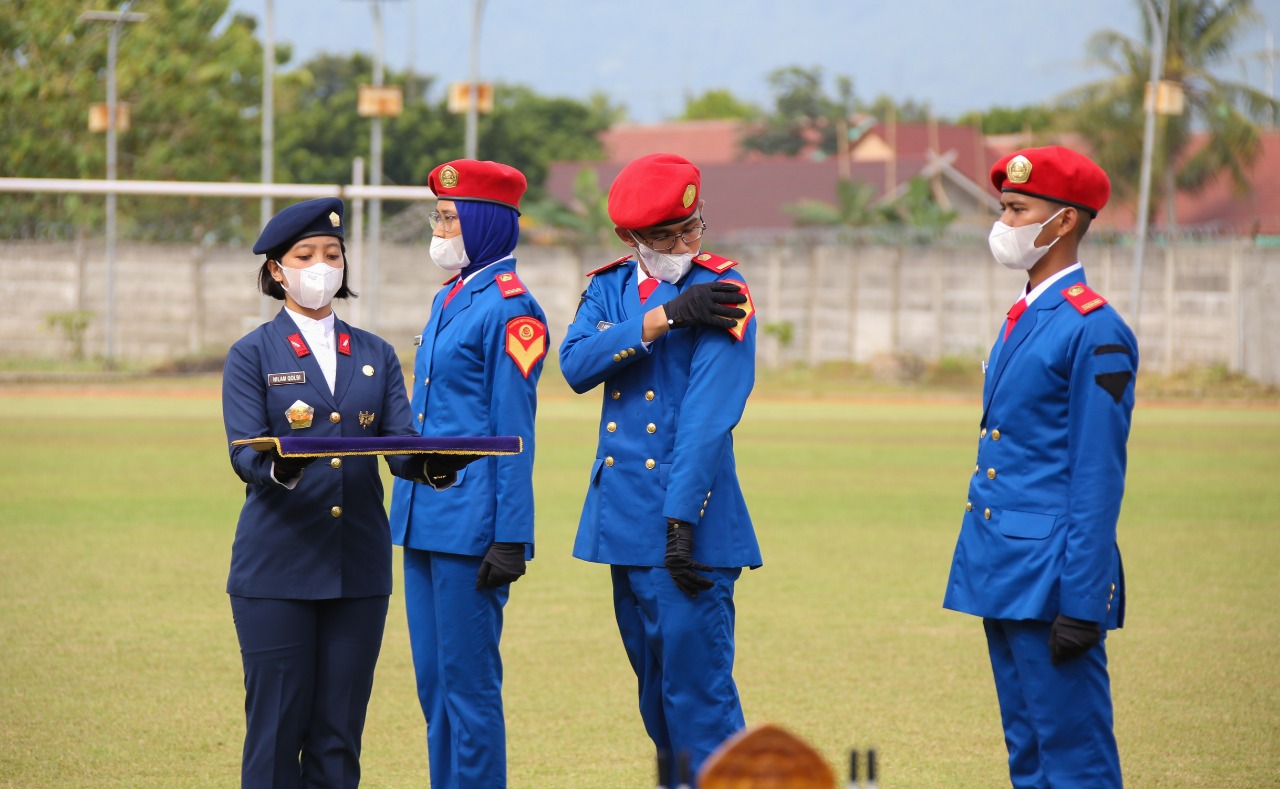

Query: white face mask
left=278, top=260, right=344, bottom=310
left=988, top=208, right=1066, bottom=271
left=632, top=234, right=695, bottom=284
left=430, top=234, right=470, bottom=271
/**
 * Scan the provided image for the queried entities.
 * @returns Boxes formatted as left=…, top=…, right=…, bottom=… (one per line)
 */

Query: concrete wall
left=2, top=239, right=1277, bottom=383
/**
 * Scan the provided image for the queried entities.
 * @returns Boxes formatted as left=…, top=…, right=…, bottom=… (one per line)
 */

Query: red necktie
left=443, top=278, right=465, bottom=307
left=1004, top=297, right=1028, bottom=340
left=638, top=278, right=659, bottom=304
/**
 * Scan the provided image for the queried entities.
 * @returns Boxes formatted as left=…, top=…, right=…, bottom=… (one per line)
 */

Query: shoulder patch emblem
left=505, top=316, right=547, bottom=378
left=496, top=271, right=527, bottom=298
left=693, top=252, right=739, bottom=273
left=1062, top=283, right=1107, bottom=315
left=724, top=280, right=755, bottom=342
left=587, top=254, right=632, bottom=277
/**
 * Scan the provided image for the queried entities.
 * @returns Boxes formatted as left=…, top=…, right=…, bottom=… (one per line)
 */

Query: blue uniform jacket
left=223, top=308, right=417, bottom=600
left=560, top=254, right=761, bottom=569
left=389, top=258, right=545, bottom=556
left=944, top=271, right=1138, bottom=629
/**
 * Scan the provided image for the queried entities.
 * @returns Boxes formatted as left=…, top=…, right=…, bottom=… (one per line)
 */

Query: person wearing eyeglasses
left=558, top=152, right=759, bottom=786
left=388, top=159, right=546, bottom=789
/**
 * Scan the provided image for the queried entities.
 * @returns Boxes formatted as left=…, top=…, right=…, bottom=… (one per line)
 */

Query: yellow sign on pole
left=88, top=103, right=130, bottom=132
left=447, top=82, right=494, bottom=114
left=1143, top=80, right=1185, bottom=116
left=357, top=85, right=404, bottom=118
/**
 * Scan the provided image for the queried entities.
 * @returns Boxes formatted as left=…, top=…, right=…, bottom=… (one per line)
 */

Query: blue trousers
left=230, top=595, right=388, bottom=789
left=403, top=549, right=510, bottom=789
left=983, top=618, right=1122, bottom=789
left=611, top=565, right=745, bottom=787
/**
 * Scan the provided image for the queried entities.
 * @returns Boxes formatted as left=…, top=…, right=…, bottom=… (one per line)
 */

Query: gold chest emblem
left=358, top=411, right=375, bottom=429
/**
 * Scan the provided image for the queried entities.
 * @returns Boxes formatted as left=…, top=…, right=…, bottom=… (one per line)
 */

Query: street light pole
left=80, top=5, right=145, bottom=366
left=465, top=0, right=487, bottom=159
left=1131, top=0, right=1170, bottom=331
left=260, top=0, right=275, bottom=322
left=368, top=0, right=385, bottom=333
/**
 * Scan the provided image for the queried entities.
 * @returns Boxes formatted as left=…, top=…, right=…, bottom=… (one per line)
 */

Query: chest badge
left=358, top=410, right=375, bottom=429
left=362, top=364, right=375, bottom=376
left=285, top=399, right=315, bottom=430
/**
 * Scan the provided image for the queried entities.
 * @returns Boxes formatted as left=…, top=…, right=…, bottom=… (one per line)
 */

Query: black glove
left=476, top=542, right=527, bottom=589
left=420, top=454, right=482, bottom=490
left=1048, top=614, right=1102, bottom=665
left=270, top=449, right=316, bottom=482
left=662, top=282, right=748, bottom=330
left=665, top=519, right=714, bottom=596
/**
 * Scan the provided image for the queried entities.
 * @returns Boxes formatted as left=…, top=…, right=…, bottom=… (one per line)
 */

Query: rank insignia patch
left=496, top=271, right=528, bottom=298
left=286, top=332, right=310, bottom=358
left=1062, top=283, right=1107, bottom=315
left=338, top=333, right=351, bottom=355
left=505, top=316, right=548, bottom=378
left=285, top=399, right=315, bottom=430
left=724, top=280, right=755, bottom=342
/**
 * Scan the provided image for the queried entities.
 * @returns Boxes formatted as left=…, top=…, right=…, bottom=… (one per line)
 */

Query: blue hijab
left=454, top=199, right=520, bottom=280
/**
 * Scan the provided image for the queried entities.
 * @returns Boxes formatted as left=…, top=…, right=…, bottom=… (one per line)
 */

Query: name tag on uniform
left=413, top=335, right=423, bottom=347
left=597, top=321, right=614, bottom=332
left=268, top=371, right=306, bottom=386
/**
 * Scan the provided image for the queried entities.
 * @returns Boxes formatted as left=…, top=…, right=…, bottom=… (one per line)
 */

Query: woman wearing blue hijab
left=388, top=160, right=547, bottom=788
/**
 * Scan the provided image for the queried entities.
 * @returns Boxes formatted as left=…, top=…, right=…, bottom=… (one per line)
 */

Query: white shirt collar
left=1023, top=262, right=1083, bottom=307
left=284, top=307, right=335, bottom=336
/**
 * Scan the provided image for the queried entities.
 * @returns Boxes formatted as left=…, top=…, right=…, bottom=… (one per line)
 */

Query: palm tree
left=1064, top=0, right=1279, bottom=229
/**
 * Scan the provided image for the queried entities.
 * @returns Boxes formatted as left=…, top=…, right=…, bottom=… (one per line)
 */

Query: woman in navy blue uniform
left=388, top=160, right=546, bottom=788
left=222, top=197, right=423, bottom=788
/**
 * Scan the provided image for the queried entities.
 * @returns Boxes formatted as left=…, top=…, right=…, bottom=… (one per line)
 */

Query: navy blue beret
left=252, top=197, right=345, bottom=255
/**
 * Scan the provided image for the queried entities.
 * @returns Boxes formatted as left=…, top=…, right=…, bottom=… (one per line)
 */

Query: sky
left=225, top=0, right=1280, bottom=124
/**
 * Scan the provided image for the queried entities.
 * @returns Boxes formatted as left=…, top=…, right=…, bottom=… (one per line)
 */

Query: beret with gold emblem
left=608, top=152, right=702, bottom=230
left=253, top=197, right=345, bottom=255
left=428, top=159, right=527, bottom=213
left=990, top=145, right=1111, bottom=217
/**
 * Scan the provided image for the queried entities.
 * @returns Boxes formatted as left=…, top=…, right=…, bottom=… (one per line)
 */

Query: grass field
left=1, top=373, right=1278, bottom=787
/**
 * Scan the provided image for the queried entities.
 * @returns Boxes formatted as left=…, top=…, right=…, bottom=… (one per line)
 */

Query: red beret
left=608, top=153, right=702, bottom=230
left=990, top=145, right=1111, bottom=216
left=428, top=159, right=527, bottom=213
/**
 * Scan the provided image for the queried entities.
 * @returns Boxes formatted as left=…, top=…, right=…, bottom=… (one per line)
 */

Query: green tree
left=679, top=88, right=761, bottom=121
left=1063, top=0, right=1279, bottom=223
left=955, top=104, right=1055, bottom=135
left=0, top=0, right=272, bottom=240
left=783, top=178, right=896, bottom=228
left=740, top=66, right=857, bottom=157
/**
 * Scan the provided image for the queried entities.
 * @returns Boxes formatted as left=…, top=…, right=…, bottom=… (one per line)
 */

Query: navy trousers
left=403, top=549, right=510, bottom=789
left=230, top=595, right=388, bottom=789
left=983, top=618, right=1122, bottom=789
left=611, top=565, right=745, bottom=787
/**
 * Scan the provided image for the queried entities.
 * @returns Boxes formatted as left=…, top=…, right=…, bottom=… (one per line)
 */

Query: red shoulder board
left=1062, top=283, right=1107, bottom=315
left=286, top=332, right=310, bottom=358
left=505, top=316, right=548, bottom=378
left=693, top=252, right=740, bottom=274
left=587, top=254, right=632, bottom=277
left=723, top=281, right=756, bottom=342
left=495, top=271, right=527, bottom=298
left=337, top=333, right=351, bottom=356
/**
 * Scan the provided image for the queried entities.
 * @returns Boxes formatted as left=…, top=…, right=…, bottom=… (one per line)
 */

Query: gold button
left=966, top=501, right=973, bottom=512
left=699, top=509, right=705, bottom=517
left=983, top=508, right=991, bottom=519
left=418, top=413, right=424, bottom=422
left=973, top=465, right=979, bottom=475
left=646, top=423, right=656, bottom=434
left=611, top=390, right=621, bottom=400
left=331, top=506, right=343, bottom=518
left=1107, top=604, right=1111, bottom=612
left=645, top=390, right=655, bottom=401
left=980, top=428, right=987, bottom=438
left=604, top=456, right=614, bottom=467
left=412, top=374, right=417, bottom=383
left=329, top=412, right=341, bottom=423
left=987, top=468, right=997, bottom=480
left=612, top=353, right=622, bottom=362
left=992, top=429, right=1001, bottom=441
left=606, top=422, right=617, bottom=432
left=645, top=459, right=656, bottom=469
left=424, top=377, right=430, bottom=386
left=628, top=348, right=637, bottom=355
left=1111, top=583, right=1116, bottom=591
left=330, top=458, right=342, bottom=469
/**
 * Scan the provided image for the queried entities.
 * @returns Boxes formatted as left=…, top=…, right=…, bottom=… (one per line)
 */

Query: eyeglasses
left=429, top=211, right=459, bottom=232
left=644, top=220, right=706, bottom=252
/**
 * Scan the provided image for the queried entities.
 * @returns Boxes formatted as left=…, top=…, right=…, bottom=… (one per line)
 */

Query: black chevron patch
left=1095, top=371, right=1133, bottom=403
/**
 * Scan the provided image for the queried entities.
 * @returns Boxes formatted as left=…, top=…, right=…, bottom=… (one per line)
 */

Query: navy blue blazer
left=389, top=259, right=546, bottom=556
left=559, top=253, right=761, bottom=570
left=944, top=271, right=1138, bottom=628
left=223, top=308, right=417, bottom=599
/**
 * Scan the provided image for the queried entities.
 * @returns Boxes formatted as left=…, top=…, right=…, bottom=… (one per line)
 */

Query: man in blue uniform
left=559, top=152, right=760, bottom=786
left=389, top=160, right=546, bottom=788
left=943, top=146, right=1138, bottom=789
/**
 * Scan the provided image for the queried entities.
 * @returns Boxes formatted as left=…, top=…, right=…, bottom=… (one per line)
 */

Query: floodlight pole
left=80, top=4, right=146, bottom=365
left=1131, top=0, right=1170, bottom=332
left=465, top=0, right=487, bottom=159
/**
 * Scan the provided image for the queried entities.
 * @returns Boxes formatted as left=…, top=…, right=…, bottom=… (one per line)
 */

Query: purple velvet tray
left=231, top=435, right=522, bottom=457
